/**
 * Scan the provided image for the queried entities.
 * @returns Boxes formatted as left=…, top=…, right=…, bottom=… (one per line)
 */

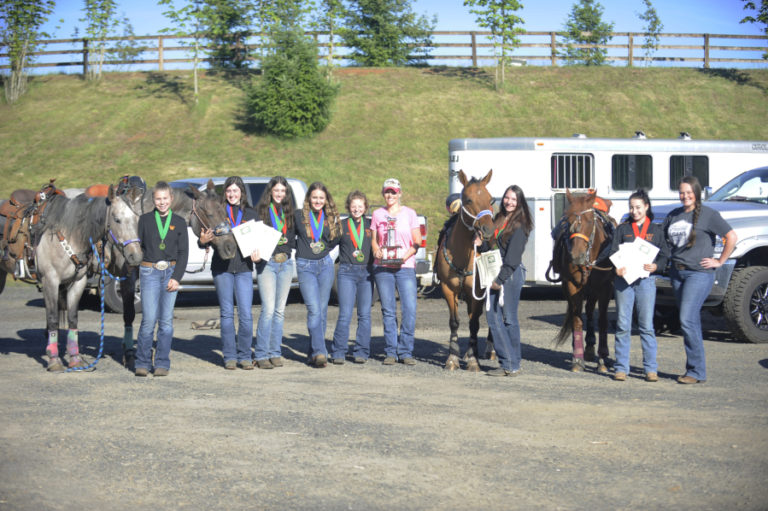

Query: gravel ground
left=0, top=283, right=767, bottom=511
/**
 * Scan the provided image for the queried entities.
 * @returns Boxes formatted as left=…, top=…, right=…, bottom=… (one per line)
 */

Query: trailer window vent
left=551, top=153, right=594, bottom=190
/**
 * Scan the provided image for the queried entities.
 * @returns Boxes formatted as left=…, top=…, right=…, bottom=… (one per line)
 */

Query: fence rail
left=1, top=30, right=766, bottom=72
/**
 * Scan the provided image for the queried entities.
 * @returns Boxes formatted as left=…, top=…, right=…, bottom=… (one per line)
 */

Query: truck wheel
left=723, top=266, right=768, bottom=344
left=104, top=279, right=143, bottom=315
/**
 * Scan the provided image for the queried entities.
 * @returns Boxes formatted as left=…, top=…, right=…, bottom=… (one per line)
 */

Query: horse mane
left=39, top=194, right=108, bottom=244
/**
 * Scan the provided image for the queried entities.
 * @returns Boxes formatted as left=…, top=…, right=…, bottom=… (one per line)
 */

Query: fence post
left=82, top=39, right=89, bottom=77
left=628, top=33, right=633, bottom=67
left=471, top=31, right=477, bottom=67
left=704, top=33, right=710, bottom=68
left=550, top=32, right=557, bottom=66
left=158, top=37, right=164, bottom=71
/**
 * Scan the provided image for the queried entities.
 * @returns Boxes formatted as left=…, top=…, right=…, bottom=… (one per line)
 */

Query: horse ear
left=458, top=170, right=468, bottom=187
left=206, top=179, right=215, bottom=192
left=108, top=184, right=116, bottom=201
left=481, top=169, right=492, bottom=186
left=188, top=184, right=202, bottom=199
left=566, top=189, right=573, bottom=202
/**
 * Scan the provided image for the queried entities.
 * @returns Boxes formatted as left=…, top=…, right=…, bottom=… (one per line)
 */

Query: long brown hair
left=256, top=176, right=294, bottom=229
left=679, top=176, right=702, bottom=249
left=302, top=182, right=341, bottom=239
left=495, top=185, right=534, bottom=242
left=222, top=176, right=249, bottom=209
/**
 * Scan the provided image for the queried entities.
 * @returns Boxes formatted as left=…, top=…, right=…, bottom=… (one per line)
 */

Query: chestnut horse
left=551, top=190, right=616, bottom=372
left=435, top=170, right=496, bottom=371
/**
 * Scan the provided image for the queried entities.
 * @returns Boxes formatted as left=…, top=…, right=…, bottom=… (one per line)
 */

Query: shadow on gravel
left=759, top=359, right=768, bottom=370
left=174, top=333, right=226, bottom=367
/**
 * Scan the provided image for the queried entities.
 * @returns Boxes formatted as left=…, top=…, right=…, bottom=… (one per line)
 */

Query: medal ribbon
left=227, top=204, right=243, bottom=228
left=632, top=219, right=649, bottom=240
left=270, top=203, right=286, bottom=234
left=494, top=218, right=509, bottom=241
left=348, top=218, right=364, bottom=250
left=155, top=210, right=172, bottom=245
left=310, top=210, right=324, bottom=242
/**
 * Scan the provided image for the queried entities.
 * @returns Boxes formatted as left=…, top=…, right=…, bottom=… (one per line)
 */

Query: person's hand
left=251, top=249, right=261, bottom=263
left=700, top=257, right=721, bottom=269
left=491, top=281, right=501, bottom=291
left=616, top=267, right=627, bottom=277
left=643, top=263, right=657, bottom=273
left=473, top=234, right=482, bottom=247
left=199, top=228, right=214, bottom=244
left=375, top=248, right=384, bottom=259
left=167, top=278, right=180, bottom=292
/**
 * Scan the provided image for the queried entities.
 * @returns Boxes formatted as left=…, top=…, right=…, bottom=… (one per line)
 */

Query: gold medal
left=353, top=250, right=365, bottom=262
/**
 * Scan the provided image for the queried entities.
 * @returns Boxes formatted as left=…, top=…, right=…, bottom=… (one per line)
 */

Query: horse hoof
left=597, top=359, right=609, bottom=374
left=67, top=356, right=87, bottom=369
left=584, top=345, right=596, bottom=362
left=47, top=357, right=65, bottom=372
left=571, top=359, right=585, bottom=372
left=123, top=349, right=136, bottom=369
left=445, top=355, right=460, bottom=371
left=465, top=359, right=480, bottom=372
left=486, top=350, right=497, bottom=361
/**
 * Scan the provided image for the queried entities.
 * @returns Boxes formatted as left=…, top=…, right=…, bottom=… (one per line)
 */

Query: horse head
left=188, top=180, right=238, bottom=260
left=106, top=184, right=143, bottom=267
left=564, top=189, right=610, bottom=267
left=458, top=169, right=495, bottom=241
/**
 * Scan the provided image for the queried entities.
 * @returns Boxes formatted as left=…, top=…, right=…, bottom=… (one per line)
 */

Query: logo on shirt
left=667, top=219, right=692, bottom=248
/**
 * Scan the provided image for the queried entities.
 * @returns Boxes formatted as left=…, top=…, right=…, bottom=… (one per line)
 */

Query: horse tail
left=554, top=293, right=574, bottom=347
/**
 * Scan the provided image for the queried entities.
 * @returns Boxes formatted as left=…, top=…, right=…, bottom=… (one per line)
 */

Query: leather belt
left=674, top=263, right=689, bottom=271
left=141, top=260, right=176, bottom=270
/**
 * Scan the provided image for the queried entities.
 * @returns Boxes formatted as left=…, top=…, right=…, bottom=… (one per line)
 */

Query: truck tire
left=723, top=266, right=768, bottom=344
left=103, top=278, right=143, bottom=315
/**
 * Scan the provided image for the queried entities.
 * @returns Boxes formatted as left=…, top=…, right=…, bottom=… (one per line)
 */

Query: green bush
left=246, top=28, right=339, bottom=138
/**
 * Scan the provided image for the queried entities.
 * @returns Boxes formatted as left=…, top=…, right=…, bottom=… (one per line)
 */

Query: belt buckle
left=154, top=260, right=169, bottom=271
left=273, top=253, right=288, bottom=263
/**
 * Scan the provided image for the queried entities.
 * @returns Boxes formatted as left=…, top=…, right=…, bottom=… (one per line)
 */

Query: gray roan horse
left=435, top=169, right=496, bottom=371
left=35, top=185, right=143, bottom=371
left=108, top=179, right=238, bottom=367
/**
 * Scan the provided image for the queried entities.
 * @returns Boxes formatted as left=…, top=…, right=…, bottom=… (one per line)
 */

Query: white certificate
left=231, top=220, right=282, bottom=260
left=610, top=237, right=659, bottom=285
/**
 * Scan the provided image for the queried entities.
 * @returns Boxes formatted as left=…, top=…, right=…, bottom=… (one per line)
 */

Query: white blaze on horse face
left=153, top=189, right=172, bottom=215
left=225, top=183, right=242, bottom=206
left=349, top=198, right=366, bottom=220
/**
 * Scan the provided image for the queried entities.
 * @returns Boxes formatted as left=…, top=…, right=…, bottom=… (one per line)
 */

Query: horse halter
left=569, top=208, right=596, bottom=246
left=192, top=197, right=230, bottom=236
left=459, top=204, right=493, bottom=232
left=106, top=194, right=141, bottom=257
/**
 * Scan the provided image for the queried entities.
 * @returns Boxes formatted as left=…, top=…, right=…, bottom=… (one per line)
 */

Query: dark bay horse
left=436, top=169, right=496, bottom=371
left=112, top=179, right=238, bottom=366
left=34, top=184, right=144, bottom=371
left=551, top=190, right=616, bottom=373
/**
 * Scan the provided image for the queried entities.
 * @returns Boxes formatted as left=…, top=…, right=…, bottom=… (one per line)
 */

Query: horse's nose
left=480, top=225, right=494, bottom=239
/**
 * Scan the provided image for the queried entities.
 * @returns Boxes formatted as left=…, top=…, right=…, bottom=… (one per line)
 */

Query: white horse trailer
left=448, top=134, right=768, bottom=285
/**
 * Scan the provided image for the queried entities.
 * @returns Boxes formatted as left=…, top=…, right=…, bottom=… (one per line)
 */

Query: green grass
left=2, top=66, right=767, bottom=244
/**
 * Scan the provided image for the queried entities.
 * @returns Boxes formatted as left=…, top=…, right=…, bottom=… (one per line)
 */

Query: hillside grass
left=2, top=66, right=767, bottom=244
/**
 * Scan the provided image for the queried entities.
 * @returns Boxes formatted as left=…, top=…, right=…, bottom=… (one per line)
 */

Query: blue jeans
left=613, top=275, right=657, bottom=375
left=670, top=267, right=715, bottom=381
left=255, top=258, right=294, bottom=360
left=373, top=266, right=417, bottom=359
left=331, top=264, right=374, bottom=359
left=213, top=270, right=253, bottom=364
left=488, top=265, right=525, bottom=371
left=296, top=256, right=335, bottom=358
left=136, top=265, right=178, bottom=371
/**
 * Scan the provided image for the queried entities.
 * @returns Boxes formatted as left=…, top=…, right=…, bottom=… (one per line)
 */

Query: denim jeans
left=670, top=266, right=715, bottom=381
left=136, top=265, right=178, bottom=371
left=373, top=266, right=417, bottom=359
left=213, top=270, right=253, bottom=364
left=296, top=256, right=335, bottom=358
left=255, top=258, right=294, bottom=360
left=331, top=264, right=374, bottom=359
left=613, top=275, right=657, bottom=375
left=487, top=265, right=525, bottom=371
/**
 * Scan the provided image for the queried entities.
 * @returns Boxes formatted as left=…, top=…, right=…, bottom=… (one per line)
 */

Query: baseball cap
left=382, top=178, right=401, bottom=193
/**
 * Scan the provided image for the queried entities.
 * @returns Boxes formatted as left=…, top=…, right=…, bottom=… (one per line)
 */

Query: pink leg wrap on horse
left=573, top=330, right=584, bottom=359
left=66, top=330, right=79, bottom=356
left=46, top=331, right=59, bottom=357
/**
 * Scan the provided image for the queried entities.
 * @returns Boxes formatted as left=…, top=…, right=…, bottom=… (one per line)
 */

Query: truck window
left=551, top=153, right=594, bottom=189
left=612, top=154, right=652, bottom=191
left=669, top=155, right=709, bottom=190
left=247, top=183, right=268, bottom=206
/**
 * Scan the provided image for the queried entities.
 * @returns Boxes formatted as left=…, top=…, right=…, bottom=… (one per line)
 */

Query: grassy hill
left=2, top=66, right=767, bottom=243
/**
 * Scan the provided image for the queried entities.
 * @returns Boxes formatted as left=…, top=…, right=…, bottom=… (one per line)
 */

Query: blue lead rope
left=65, top=238, right=124, bottom=373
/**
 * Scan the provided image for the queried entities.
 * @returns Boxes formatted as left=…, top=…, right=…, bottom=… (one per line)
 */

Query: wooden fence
left=2, top=30, right=766, bottom=72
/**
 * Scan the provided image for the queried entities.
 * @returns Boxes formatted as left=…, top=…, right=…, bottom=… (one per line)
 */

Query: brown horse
left=436, top=169, right=496, bottom=371
left=551, top=190, right=616, bottom=372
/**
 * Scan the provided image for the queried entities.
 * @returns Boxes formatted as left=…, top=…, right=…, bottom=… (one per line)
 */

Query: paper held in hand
left=231, top=220, right=283, bottom=260
left=609, top=237, right=659, bottom=285
left=476, top=249, right=502, bottom=289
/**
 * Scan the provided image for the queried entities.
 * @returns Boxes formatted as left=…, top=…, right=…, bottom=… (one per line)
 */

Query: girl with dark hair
left=253, top=176, right=296, bottom=369
left=663, top=176, right=737, bottom=384
left=330, top=190, right=374, bottom=364
left=484, top=184, right=533, bottom=377
left=294, top=182, right=342, bottom=368
left=198, top=176, right=259, bottom=370
left=608, top=189, right=668, bottom=382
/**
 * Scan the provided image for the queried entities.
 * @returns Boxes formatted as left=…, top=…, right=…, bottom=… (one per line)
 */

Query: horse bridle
left=191, top=197, right=231, bottom=237
left=106, top=194, right=142, bottom=258
left=459, top=204, right=494, bottom=235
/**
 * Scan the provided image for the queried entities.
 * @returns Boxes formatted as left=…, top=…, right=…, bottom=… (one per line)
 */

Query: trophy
left=380, top=216, right=403, bottom=266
